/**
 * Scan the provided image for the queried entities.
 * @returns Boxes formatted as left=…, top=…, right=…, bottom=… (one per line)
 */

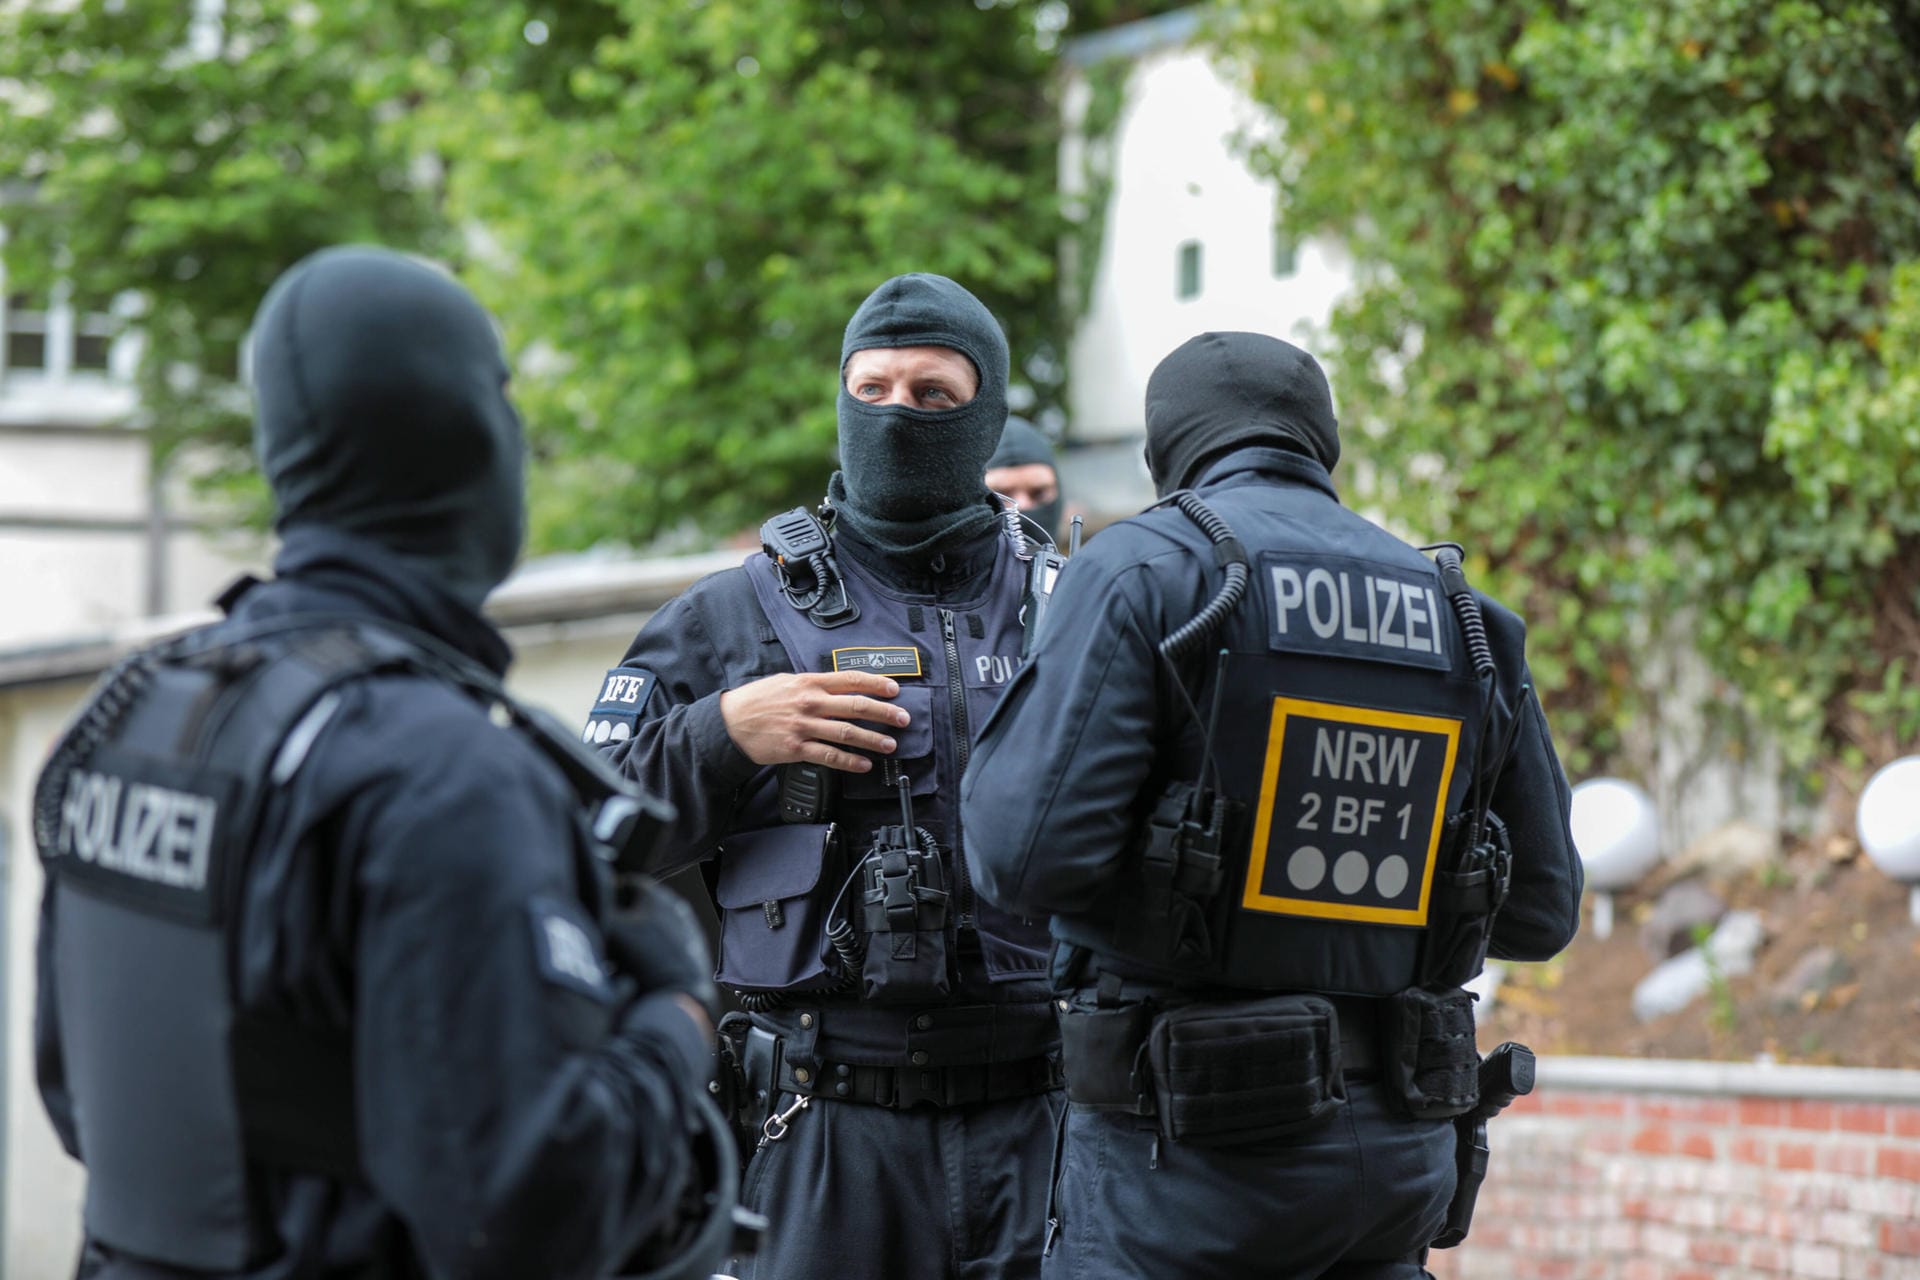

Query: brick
left=1815, top=1210, right=1875, bottom=1249
left=1777, top=1141, right=1817, bottom=1171
left=1878, top=1145, right=1920, bottom=1182
left=1731, top=1135, right=1770, bottom=1165
left=1744, top=1240, right=1790, bottom=1272
left=1790, top=1241, right=1844, bottom=1280
left=1789, top=1100, right=1837, bottom=1131
left=1690, top=1237, right=1739, bottom=1265
left=1818, top=1141, right=1872, bottom=1176
left=1883, top=1219, right=1920, bottom=1257
left=1891, top=1107, right=1920, bottom=1139
left=1630, top=1126, right=1674, bottom=1156
left=1835, top=1104, right=1888, bottom=1135
left=1678, top=1130, right=1715, bottom=1160
left=1740, top=1097, right=1786, bottom=1127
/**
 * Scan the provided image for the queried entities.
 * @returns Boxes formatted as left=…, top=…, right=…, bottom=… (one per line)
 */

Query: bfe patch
left=829, top=646, right=924, bottom=678
left=582, top=666, right=655, bottom=745
left=1242, top=697, right=1460, bottom=927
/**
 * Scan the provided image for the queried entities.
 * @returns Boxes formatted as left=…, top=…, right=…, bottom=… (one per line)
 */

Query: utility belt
left=1057, top=982, right=1483, bottom=1146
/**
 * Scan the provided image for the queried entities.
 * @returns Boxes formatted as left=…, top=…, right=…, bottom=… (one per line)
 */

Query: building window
left=4, top=293, right=49, bottom=372
left=1273, top=227, right=1300, bottom=278
left=1176, top=240, right=1202, bottom=300
left=72, top=309, right=116, bottom=372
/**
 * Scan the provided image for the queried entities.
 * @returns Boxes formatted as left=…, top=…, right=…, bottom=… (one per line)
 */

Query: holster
left=1057, top=1003, right=1156, bottom=1116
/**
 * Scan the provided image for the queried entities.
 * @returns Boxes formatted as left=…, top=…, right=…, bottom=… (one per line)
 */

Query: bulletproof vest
left=736, top=518, right=1050, bottom=989
left=1053, top=499, right=1491, bottom=998
left=33, top=614, right=636, bottom=1272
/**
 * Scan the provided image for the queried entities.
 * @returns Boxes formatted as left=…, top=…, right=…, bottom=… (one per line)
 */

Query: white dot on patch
left=610, top=722, right=631, bottom=742
left=592, top=720, right=612, bottom=744
left=1333, top=850, right=1370, bottom=896
left=1287, top=846, right=1326, bottom=891
left=581, top=724, right=595, bottom=743
left=1375, top=855, right=1410, bottom=900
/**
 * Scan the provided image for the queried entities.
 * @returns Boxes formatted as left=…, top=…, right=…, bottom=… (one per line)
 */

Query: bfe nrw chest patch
left=1242, top=696, right=1461, bottom=927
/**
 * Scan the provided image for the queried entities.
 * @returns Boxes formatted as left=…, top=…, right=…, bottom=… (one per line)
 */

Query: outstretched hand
left=718, top=671, right=910, bottom=773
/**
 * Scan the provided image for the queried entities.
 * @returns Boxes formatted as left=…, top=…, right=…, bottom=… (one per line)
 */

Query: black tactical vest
left=1053, top=500, right=1491, bottom=998
left=710, top=519, right=1050, bottom=1003
left=34, top=615, right=640, bottom=1272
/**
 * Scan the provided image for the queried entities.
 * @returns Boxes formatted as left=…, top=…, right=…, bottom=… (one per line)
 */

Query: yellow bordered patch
left=830, top=646, right=924, bottom=678
left=1242, top=696, right=1461, bottom=926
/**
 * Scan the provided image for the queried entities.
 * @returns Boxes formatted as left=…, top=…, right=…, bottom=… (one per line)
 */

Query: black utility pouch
left=1421, top=813, right=1511, bottom=988
left=1145, top=994, right=1345, bottom=1146
left=1057, top=1004, right=1156, bottom=1114
left=856, top=828, right=952, bottom=1003
left=1384, top=986, right=1481, bottom=1121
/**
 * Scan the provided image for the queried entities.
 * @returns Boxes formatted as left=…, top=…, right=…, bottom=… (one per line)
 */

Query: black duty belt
left=1059, top=990, right=1386, bottom=1114
left=777, top=1053, right=1064, bottom=1109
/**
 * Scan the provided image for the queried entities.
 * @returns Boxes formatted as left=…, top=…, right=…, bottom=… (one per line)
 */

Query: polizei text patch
left=1242, top=696, right=1461, bottom=926
left=1262, top=552, right=1452, bottom=671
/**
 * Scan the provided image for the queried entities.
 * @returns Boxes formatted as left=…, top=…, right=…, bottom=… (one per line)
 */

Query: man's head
left=251, top=246, right=525, bottom=609
left=830, top=274, right=1009, bottom=554
left=985, top=416, right=1062, bottom=542
left=1144, top=331, right=1339, bottom=496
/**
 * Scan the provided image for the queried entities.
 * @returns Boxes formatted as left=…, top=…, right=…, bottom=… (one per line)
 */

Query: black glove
left=604, top=874, right=721, bottom=1018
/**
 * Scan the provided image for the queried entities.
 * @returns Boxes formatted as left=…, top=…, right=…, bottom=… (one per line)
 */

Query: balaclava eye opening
left=250, top=246, right=526, bottom=610
left=827, top=273, right=1009, bottom=559
left=1144, top=331, right=1340, bottom=496
left=985, top=415, right=1063, bottom=543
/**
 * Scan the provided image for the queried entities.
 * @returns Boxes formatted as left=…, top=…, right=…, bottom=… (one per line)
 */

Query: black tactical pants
left=1043, top=1082, right=1453, bottom=1279
left=725, top=1088, right=1063, bottom=1280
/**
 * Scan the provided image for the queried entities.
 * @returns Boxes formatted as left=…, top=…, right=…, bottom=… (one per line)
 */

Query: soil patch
left=1476, top=843, right=1920, bottom=1068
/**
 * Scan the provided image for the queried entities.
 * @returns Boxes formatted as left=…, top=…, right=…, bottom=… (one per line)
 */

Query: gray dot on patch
left=1333, top=850, right=1370, bottom=896
left=1287, top=846, right=1326, bottom=891
left=1375, top=855, right=1410, bottom=900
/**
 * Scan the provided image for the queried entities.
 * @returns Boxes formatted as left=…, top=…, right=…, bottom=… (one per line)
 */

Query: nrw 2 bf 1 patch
left=1242, top=696, right=1461, bottom=927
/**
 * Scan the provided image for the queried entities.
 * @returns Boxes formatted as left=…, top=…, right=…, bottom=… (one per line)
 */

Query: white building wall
left=1062, top=33, right=1351, bottom=445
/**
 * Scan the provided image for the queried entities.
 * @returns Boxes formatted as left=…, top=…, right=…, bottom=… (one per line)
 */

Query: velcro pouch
left=1145, top=994, right=1345, bottom=1146
left=1384, top=986, right=1481, bottom=1121
left=856, top=832, right=952, bottom=1003
left=714, top=824, right=838, bottom=993
left=1058, top=1003, right=1155, bottom=1113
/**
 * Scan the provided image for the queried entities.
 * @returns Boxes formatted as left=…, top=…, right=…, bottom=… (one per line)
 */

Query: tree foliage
left=1228, top=0, right=1920, bottom=779
left=0, top=0, right=1179, bottom=544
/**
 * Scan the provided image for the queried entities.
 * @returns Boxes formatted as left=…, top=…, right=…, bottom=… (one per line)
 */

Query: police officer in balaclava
left=964, top=330, right=1583, bottom=1279
left=985, top=415, right=1065, bottom=544
left=35, top=246, right=734, bottom=1280
left=583, top=274, right=1063, bottom=1280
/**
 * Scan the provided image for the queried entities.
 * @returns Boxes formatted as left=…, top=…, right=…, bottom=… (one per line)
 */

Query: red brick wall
left=1426, top=1083, right=1920, bottom=1279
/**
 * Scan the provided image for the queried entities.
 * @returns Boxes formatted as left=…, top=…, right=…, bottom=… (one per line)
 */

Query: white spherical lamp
left=1570, top=777, right=1661, bottom=939
left=1857, top=755, right=1920, bottom=925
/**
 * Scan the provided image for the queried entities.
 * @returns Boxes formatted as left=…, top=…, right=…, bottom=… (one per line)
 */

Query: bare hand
left=718, top=671, right=910, bottom=773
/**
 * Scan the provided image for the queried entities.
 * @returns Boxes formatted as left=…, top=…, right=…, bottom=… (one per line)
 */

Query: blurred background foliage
left=2, top=0, right=1916, bottom=782
left=1228, top=0, right=1920, bottom=784
left=0, top=0, right=1181, bottom=539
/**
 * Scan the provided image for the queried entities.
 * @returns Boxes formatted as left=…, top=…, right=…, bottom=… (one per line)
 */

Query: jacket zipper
left=940, top=608, right=976, bottom=929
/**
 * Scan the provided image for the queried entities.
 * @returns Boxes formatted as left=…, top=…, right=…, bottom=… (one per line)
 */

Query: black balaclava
left=1144, top=331, right=1340, bottom=496
left=985, top=415, right=1063, bottom=543
left=827, top=273, right=1008, bottom=559
left=251, top=246, right=525, bottom=611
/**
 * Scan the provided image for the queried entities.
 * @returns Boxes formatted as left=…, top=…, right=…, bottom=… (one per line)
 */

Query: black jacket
left=961, top=448, right=1583, bottom=975
left=36, top=530, right=712, bottom=1280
